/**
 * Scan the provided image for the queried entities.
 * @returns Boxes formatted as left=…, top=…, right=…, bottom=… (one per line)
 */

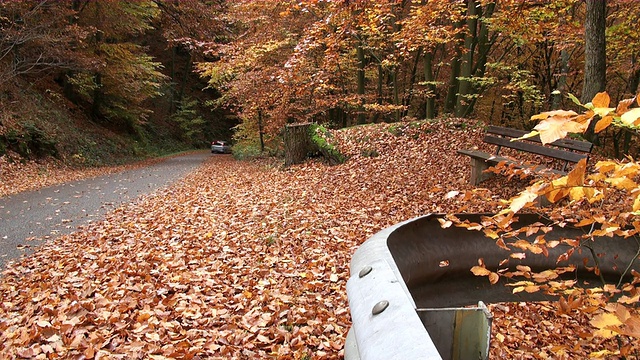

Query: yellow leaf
left=633, top=194, right=640, bottom=212
left=584, top=187, right=603, bottom=203
left=595, top=160, right=617, bottom=173
left=620, top=108, right=640, bottom=126
left=507, top=280, right=534, bottom=287
left=513, top=130, right=539, bottom=140
left=605, top=176, right=637, bottom=190
left=483, top=228, right=499, bottom=239
left=567, top=158, right=587, bottom=186
left=508, top=190, right=538, bottom=213
left=593, top=107, right=615, bottom=117
left=569, top=187, right=585, bottom=201
left=590, top=312, right=623, bottom=339
left=590, top=349, right=618, bottom=358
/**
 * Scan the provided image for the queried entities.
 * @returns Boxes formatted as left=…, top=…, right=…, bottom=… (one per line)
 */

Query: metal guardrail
left=345, top=213, right=639, bottom=360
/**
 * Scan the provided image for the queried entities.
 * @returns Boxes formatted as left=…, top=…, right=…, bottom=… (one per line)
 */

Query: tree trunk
left=582, top=0, right=607, bottom=141
left=581, top=0, right=607, bottom=104
left=177, top=52, right=192, bottom=106
left=444, top=34, right=463, bottom=113
left=424, top=50, right=436, bottom=119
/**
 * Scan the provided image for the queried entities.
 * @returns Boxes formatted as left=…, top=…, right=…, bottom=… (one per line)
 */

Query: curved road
left=0, top=151, right=210, bottom=270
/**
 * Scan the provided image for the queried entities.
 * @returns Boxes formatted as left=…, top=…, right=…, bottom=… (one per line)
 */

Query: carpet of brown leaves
left=0, top=119, right=632, bottom=359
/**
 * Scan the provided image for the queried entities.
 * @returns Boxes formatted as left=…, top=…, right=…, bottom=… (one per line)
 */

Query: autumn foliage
left=451, top=92, right=640, bottom=358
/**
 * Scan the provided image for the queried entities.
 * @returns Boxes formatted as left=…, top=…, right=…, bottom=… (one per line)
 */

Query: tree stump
left=284, top=123, right=314, bottom=166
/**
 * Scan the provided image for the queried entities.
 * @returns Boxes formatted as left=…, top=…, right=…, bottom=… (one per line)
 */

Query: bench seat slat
left=487, top=125, right=593, bottom=153
left=484, top=135, right=589, bottom=163
left=456, top=149, right=565, bottom=175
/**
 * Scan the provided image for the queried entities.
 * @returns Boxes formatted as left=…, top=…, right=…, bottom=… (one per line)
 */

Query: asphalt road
left=0, top=151, right=211, bottom=270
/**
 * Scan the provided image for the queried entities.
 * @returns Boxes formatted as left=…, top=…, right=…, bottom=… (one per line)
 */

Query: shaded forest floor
left=1, top=119, right=635, bottom=358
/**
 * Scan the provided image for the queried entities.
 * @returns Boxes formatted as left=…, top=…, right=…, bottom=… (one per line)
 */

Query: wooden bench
left=457, top=125, right=593, bottom=185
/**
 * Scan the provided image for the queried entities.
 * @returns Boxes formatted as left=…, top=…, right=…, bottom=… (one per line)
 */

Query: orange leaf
left=594, top=115, right=613, bottom=133
left=471, top=265, right=491, bottom=276
left=488, top=272, right=500, bottom=284
left=592, top=92, right=610, bottom=108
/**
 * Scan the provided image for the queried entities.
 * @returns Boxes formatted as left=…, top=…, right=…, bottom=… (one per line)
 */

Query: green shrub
left=4, top=123, right=57, bottom=158
left=232, top=141, right=261, bottom=160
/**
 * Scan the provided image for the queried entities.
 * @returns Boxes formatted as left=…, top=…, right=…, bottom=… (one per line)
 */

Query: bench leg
left=469, top=158, right=493, bottom=185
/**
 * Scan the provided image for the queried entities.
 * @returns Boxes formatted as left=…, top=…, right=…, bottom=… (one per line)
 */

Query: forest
left=2, top=1, right=640, bottom=358
left=0, top=0, right=639, bottom=162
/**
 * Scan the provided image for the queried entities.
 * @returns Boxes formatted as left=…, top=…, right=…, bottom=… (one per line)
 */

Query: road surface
left=0, top=151, right=210, bottom=270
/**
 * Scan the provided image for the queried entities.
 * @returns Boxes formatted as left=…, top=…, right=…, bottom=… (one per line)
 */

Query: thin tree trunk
left=424, top=50, right=436, bottom=119
left=455, top=0, right=478, bottom=118
left=552, top=49, right=570, bottom=110
left=392, top=68, right=400, bottom=122
left=377, top=64, right=383, bottom=105
left=404, top=49, right=422, bottom=118
left=170, top=46, right=177, bottom=114
left=628, top=54, right=640, bottom=95
left=356, top=44, right=366, bottom=124
left=444, top=19, right=465, bottom=113
left=258, top=109, right=264, bottom=153
left=177, top=52, right=192, bottom=105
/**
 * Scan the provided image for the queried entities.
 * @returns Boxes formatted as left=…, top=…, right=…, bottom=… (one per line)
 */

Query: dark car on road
left=211, top=140, right=231, bottom=154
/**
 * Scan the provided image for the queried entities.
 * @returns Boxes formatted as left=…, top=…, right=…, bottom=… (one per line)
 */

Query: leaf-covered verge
left=0, top=152, right=198, bottom=199
left=1, top=119, right=636, bottom=359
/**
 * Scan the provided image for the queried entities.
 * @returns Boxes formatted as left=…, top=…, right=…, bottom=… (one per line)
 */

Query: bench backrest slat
left=484, top=134, right=589, bottom=163
left=487, top=125, right=593, bottom=153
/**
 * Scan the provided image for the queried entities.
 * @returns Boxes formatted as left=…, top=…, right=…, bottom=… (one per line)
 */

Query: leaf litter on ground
left=0, top=119, right=635, bottom=358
